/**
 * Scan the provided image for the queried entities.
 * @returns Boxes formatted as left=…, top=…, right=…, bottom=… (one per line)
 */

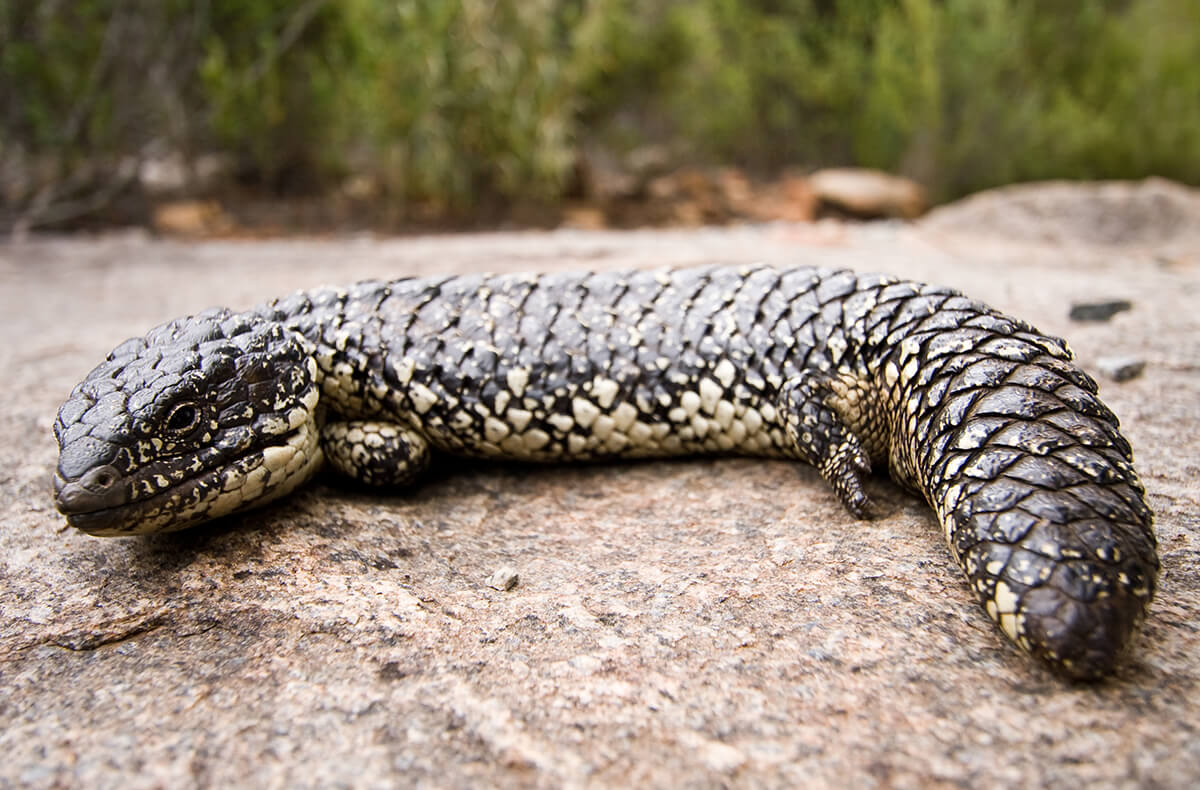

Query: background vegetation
left=2, top=0, right=1198, bottom=229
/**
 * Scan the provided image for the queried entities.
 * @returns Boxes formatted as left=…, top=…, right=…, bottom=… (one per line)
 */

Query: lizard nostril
left=54, top=463, right=129, bottom=518
left=81, top=465, right=120, bottom=493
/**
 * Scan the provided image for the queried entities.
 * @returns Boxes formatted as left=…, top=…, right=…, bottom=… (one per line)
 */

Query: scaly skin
left=52, top=265, right=1158, bottom=679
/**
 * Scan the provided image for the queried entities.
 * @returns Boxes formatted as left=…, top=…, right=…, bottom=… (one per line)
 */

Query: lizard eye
left=164, top=402, right=202, bottom=435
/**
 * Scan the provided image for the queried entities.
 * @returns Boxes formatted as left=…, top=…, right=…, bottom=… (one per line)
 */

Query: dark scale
left=51, top=264, right=1158, bottom=680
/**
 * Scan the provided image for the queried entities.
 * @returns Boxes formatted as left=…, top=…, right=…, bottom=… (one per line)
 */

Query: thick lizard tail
left=937, top=453, right=1157, bottom=679
left=877, top=291, right=1158, bottom=679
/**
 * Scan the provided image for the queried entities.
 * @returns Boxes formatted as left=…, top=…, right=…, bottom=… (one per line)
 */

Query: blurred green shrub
left=2, top=0, right=1198, bottom=228
left=0, top=0, right=204, bottom=225
left=608, top=0, right=1200, bottom=201
left=350, top=0, right=578, bottom=208
left=200, top=0, right=365, bottom=192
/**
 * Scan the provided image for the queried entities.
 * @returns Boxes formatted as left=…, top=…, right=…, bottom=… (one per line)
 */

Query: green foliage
left=200, top=0, right=368, bottom=191
left=595, top=0, right=1200, bottom=200
left=2, top=0, right=1199, bottom=225
left=0, top=0, right=204, bottom=223
left=351, top=0, right=578, bottom=207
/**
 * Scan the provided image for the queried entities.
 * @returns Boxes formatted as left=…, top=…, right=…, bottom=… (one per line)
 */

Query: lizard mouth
left=54, top=474, right=172, bottom=536
left=53, top=417, right=323, bottom=536
left=57, top=505, right=134, bottom=535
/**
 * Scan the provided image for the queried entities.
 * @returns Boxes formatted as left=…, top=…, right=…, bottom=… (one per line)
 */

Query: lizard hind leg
left=778, top=372, right=875, bottom=518
left=320, top=420, right=431, bottom=487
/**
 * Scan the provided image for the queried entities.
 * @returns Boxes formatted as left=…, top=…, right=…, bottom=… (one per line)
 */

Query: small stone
left=1069, top=300, right=1132, bottom=322
left=487, top=567, right=519, bottom=591
left=808, top=167, right=927, bottom=219
left=1096, top=356, right=1146, bottom=382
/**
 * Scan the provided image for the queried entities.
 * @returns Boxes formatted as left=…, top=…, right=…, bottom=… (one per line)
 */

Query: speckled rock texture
left=2, top=192, right=1198, bottom=788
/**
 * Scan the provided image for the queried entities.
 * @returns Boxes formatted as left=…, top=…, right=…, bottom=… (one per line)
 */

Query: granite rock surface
left=2, top=188, right=1198, bottom=788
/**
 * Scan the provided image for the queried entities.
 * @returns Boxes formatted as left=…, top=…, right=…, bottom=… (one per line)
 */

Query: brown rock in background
left=152, top=200, right=234, bottom=237
left=747, top=171, right=818, bottom=223
left=808, top=167, right=928, bottom=219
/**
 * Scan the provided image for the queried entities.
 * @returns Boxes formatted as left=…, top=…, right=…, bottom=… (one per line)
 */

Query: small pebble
left=1096, top=356, right=1146, bottom=382
left=487, top=567, right=519, bottom=591
left=1069, top=300, right=1132, bottom=322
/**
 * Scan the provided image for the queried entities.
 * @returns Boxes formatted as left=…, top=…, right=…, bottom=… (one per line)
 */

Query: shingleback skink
left=51, top=264, right=1158, bottom=679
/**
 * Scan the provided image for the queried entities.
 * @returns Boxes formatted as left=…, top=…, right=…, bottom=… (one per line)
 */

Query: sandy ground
left=1, top=182, right=1198, bottom=788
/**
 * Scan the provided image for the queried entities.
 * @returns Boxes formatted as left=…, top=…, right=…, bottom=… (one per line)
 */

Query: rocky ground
left=1, top=181, right=1198, bottom=788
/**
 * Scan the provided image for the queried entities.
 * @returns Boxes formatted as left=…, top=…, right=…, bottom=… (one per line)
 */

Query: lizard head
left=52, top=309, right=324, bottom=536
